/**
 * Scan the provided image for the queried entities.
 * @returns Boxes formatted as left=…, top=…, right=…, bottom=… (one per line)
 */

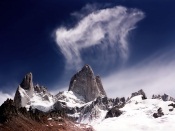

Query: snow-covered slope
left=27, top=91, right=54, bottom=112
left=55, top=91, right=85, bottom=108
left=14, top=73, right=55, bottom=112
left=22, top=89, right=175, bottom=131
left=93, top=95, right=175, bottom=131
left=14, top=87, right=175, bottom=131
left=78, top=105, right=108, bottom=125
left=13, top=71, right=175, bottom=131
left=55, top=91, right=111, bottom=124
left=54, top=91, right=92, bottom=119
left=18, top=87, right=55, bottom=112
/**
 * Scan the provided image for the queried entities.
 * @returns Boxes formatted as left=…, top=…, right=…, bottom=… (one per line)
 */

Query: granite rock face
left=14, top=73, right=34, bottom=108
left=68, top=65, right=107, bottom=102
left=14, top=73, right=52, bottom=109
left=14, top=86, right=31, bottom=108
left=20, top=72, right=33, bottom=92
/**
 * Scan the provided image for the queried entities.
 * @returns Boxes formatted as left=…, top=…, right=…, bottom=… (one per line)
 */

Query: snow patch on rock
left=56, top=91, right=85, bottom=108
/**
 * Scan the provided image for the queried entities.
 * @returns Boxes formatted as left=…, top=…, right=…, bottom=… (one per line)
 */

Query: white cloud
left=51, top=86, right=67, bottom=95
left=102, top=48, right=175, bottom=98
left=0, top=91, right=14, bottom=105
left=55, top=5, right=144, bottom=69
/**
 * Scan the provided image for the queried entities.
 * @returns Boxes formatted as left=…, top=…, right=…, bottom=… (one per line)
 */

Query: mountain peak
left=68, top=64, right=107, bottom=102
left=14, top=72, right=34, bottom=108
left=20, top=72, right=33, bottom=90
left=82, top=64, right=93, bottom=71
left=14, top=73, right=53, bottom=109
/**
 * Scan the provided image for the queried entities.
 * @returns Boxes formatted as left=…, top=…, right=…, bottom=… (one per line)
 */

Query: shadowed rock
left=68, top=64, right=107, bottom=102
left=14, top=85, right=30, bottom=108
left=105, top=106, right=123, bottom=118
left=14, top=73, right=34, bottom=108
left=152, top=94, right=175, bottom=102
left=14, top=73, right=52, bottom=108
left=168, top=103, right=175, bottom=111
left=20, top=72, right=34, bottom=97
left=168, top=103, right=175, bottom=108
left=153, top=107, right=164, bottom=118
left=20, top=72, right=33, bottom=90
left=131, top=89, right=147, bottom=100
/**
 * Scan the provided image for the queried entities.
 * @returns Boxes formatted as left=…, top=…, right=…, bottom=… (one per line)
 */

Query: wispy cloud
left=0, top=91, right=14, bottom=105
left=55, top=5, right=144, bottom=69
left=102, top=48, right=175, bottom=98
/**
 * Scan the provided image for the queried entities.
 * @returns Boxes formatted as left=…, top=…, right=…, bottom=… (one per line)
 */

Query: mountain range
left=0, top=65, right=175, bottom=131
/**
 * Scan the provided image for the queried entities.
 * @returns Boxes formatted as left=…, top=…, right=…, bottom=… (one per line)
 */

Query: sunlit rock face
left=14, top=73, right=53, bottom=110
left=14, top=73, right=34, bottom=108
left=68, top=64, right=107, bottom=102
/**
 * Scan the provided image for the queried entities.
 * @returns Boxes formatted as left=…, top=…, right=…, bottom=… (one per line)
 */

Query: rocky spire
left=95, top=76, right=107, bottom=96
left=20, top=72, right=34, bottom=97
left=14, top=73, right=34, bottom=108
left=68, top=64, right=107, bottom=102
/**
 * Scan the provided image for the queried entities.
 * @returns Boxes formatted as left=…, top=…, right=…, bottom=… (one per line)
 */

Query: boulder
left=168, top=103, right=175, bottom=108
left=153, top=107, right=164, bottom=118
left=105, top=106, right=122, bottom=118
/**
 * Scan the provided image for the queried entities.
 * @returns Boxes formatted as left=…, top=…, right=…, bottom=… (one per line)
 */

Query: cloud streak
left=102, top=48, right=175, bottom=98
left=0, top=91, right=14, bottom=105
left=55, top=5, right=144, bottom=69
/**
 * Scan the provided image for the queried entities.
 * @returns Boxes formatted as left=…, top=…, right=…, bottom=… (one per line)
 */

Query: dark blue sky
left=0, top=0, right=175, bottom=94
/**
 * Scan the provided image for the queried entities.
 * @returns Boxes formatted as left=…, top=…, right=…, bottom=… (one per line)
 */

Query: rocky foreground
left=0, top=99, right=93, bottom=131
left=0, top=64, right=175, bottom=131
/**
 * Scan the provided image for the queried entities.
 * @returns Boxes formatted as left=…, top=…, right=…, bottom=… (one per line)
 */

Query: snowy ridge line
left=12, top=71, right=175, bottom=131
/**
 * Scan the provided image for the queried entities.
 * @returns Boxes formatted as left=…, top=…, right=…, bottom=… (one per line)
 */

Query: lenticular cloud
left=55, top=6, right=144, bottom=69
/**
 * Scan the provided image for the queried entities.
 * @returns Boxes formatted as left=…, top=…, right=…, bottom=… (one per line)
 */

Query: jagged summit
left=68, top=64, right=107, bottom=102
left=20, top=72, right=33, bottom=90
left=2, top=68, right=175, bottom=131
left=14, top=72, right=54, bottom=110
left=14, top=72, right=34, bottom=108
left=152, top=93, right=175, bottom=102
left=81, top=64, right=94, bottom=76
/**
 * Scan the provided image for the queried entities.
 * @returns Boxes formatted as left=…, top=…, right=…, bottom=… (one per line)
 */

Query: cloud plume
left=102, top=47, right=175, bottom=98
left=55, top=5, right=144, bottom=69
